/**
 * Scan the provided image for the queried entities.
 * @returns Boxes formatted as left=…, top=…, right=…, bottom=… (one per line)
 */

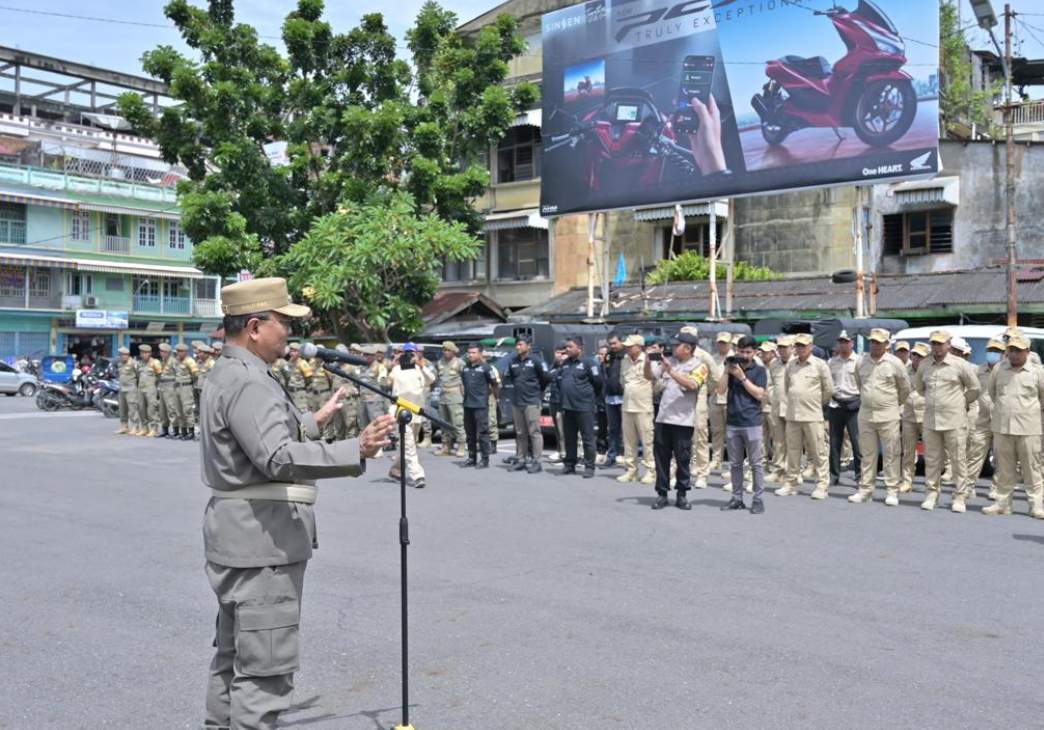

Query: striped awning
left=891, top=176, right=960, bottom=207
left=0, top=250, right=80, bottom=269
left=76, top=260, right=206, bottom=279
left=0, top=186, right=79, bottom=209
left=632, top=200, right=729, bottom=222
left=77, top=201, right=180, bottom=221
left=482, top=208, right=549, bottom=232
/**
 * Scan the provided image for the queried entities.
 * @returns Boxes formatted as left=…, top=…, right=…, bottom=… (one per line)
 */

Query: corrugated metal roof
left=517, top=268, right=1039, bottom=321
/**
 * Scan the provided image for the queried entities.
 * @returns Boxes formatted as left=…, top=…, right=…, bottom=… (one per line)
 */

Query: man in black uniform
left=556, top=336, right=604, bottom=478
left=602, top=334, right=625, bottom=466
left=461, top=343, right=499, bottom=469
left=506, top=335, right=550, bottom=473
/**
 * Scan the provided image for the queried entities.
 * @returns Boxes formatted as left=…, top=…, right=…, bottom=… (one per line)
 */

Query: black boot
left=721, top=497, right=746, bottom=511
left=526, top=459, right=543, bottom=474
left=159, top=427, right=170, bottom=438
left=182, top=427, right=194, bottom=441
left=651, top=493, right=669, bottom=510
left=478, top=456, right=489, bottom=469
left=675, top=492, right=692, bottom=510
left=463, top=453, right=478, bottom=467
left=510, top=459, right=528, bottom=472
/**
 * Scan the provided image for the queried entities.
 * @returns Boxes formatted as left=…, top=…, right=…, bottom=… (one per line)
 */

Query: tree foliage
left=647, top=250, right=779, bottom=285
left=939, top=0, right=999, bottom=137
left=119, top=0, right=537, bottom=339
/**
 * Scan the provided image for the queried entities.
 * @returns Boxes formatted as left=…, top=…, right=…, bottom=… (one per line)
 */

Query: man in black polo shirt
left=505, top=335, right=550, bottom=473
left=716, top=335, right=769, bottom=513
left=555, top=337, right=604, bottom=478
left=460, top=343, right=499, bottom=469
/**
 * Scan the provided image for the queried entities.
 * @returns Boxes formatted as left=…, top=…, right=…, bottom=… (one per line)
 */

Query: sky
left=0, top=0, right=496, bottom=77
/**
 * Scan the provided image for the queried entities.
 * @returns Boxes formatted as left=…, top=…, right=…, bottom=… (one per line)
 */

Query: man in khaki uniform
left=777, top=333, right=833, bottom=499
left=114, top=346, right=140, bottom=435
left=307, top=348, right=336, bottom=438
left=327, top=344, right=360, bottom=440
left=913, top=330, right=980, bottom=512
left=617, top=334, right=656, bottom=484
left=157, top=342, right=179, bottom=438
left=767, top=335, right=793, bottom=481
left=899, top=343, right=928, bottom=493
left=983, top=335, right=1044, bottom=518
left=278, top=343, right=313, bottom=412
left=758, top=341, right=779, bottom=478
left=965, top=339, right=1005, bottom=501
left=686, top=326, right=720, bottom=488
left=436, top=341, right=466, bottom=457
left=136, top=344, right=163, bottom=436
left=893, top=340, right=910, bottom=366
left=849, top=328, right=910, bottom=506
left=709, top=331, right=733, bottom=475
left=192, top=341, right=215, bottom=439
left=199, top=277, right=394, bottom=729
left=174, top=342, right=199, bottom=440
left=357, top=346, right=389, bottom=430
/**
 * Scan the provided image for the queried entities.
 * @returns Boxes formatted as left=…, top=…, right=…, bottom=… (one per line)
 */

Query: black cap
left=673, top=332, right=699, bottom=346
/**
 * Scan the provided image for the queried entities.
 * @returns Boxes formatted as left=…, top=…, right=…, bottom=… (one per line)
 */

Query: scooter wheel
left=761, top=121, right=790, bottom=146
left=853, top=79, right=916, bottom=147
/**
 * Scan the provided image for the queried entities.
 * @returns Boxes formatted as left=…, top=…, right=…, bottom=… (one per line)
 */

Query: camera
left=399, top=351, right=415, bottom=368
left=725, top=355, right=745, bottom=367
left=648, top=351, right=662, bottom=362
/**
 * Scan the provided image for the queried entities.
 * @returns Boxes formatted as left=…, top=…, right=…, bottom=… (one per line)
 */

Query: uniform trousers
left=463, top=405, right=491, bottom=458
left=827, top=404, right=862, bottom=481
left=438, top=401, right=465, bottom=449
left=178, top=384, right=195, bottom=428
left=768, top=412, right=787, bottom=476
left=139, top=387, right=160, bottom=432
left=654, top=422, right=694, bottom=494
left=727, top=424, right=765, bottom=499
left=689, top=398, right=711, bottom=480
left=923, top=427, right=967, bottom=496
left=786, top=421, right=829, bottom=490
left=359, top=399, right=386, bottom=430
left=336, top=397, right=360, bottom=439
left=512, top=403, right=543, bottom=461
left=857, top=418, right=901, bottom=494
left=605, top=402, right=623, bottom=461
left=709, top=402, right=727, bottom=468
left=965, top=426, right=993, bottom=492
left=160, top=384, right=181, bottom=429
left=900, top=420, right=922, bottom=490
left=204, top=560, right=306, bottom=730
left=622, top=409, right=655, bottom=475
left=389, top=420, right=425, bottom=482
left=118, top=387, right=140, bottom=428
left=993, top=433, right=1043, bottom=504
left=562, top=409, right=596, bottom=470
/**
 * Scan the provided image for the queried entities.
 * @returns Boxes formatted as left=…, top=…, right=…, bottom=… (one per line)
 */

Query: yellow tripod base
left=394, top=725, right=416, bottom=730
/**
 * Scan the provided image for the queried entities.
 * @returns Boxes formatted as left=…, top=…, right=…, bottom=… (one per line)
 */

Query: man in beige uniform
left=686, top=326, right=720, bottom=488
left=758, top=341, right=779, bottom=479
left=849, top=328, right=910, bottom=506
left=966, top=339, right=1005, bottom=501
left=618, top=334, right=656, bottom=484
left=114, top=346, right=140, bottom=435
left=899, top=343, right=928, bottom=493
left=709, top=331, right=733, bottom=476
left=767, top=336, right=793, bottom=481
left=200, top=277, right=395, bottom=729
left=893, top=340, right=910, bottom=366
left=777, top=333, right=833, bottom=499
left=157, top=342, right=179, bottom=437
left=136, top=344, right=163, bottom=437
left=435, top=342, right=467, bottom=457
left=174, top=342, right=199, bottom=440
left=913, top=330, right=980, bottom=512
left=983, top=335, right=1044, bottom=519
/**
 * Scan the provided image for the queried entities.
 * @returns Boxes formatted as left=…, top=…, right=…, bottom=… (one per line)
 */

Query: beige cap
left=139, top=344, right=152, bottom=353
left=928, top=330, right=952, bottom=344
left=1008, top=335, right=1030, bottom=350
left=158, top=342, right=172, bottom=352
left=191, top=340, right=205, bottom=351
left=288, top=342, right=301, bottom=351
left=1005, top=326, right=1023, bottom=338
left=868, top=328, right=890, bottom=344
left=777, top=335, right=795, bottom=347
left=623, top=334, right=645, bottom=347
left=212, top=341, right=223, bottom=350
left=716, top=332, right=732, bottom=343
left=117, top=346, right=130, bottom=355
left=442, top=340, right=459, bottom=353
left=894, top=340, right=910, bottom=352
left=837, top=330, right=852, bottom=341
left=349, top=343, right=362, bottom=352
left=175, top=342, right=188, bottom=352
left=220, top=277, right=311, bottom=318
left=680, top=325, right=699, bottom=337
left=912, top=342, right=930, bottom=357
left=987, top=338, right=1007, bottom=352
left=759, top=341, right=778, bottom=352
left=335, top=343, right=349, bottom=353
left=794, top=333, right=814, bottom=346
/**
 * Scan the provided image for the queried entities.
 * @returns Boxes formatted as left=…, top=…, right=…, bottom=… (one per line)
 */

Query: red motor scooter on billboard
left=751, top=0, right=916, bottom=147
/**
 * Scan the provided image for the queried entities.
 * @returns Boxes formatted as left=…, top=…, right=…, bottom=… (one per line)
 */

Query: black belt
left=159, top=378, right=175, bottom=384
left=288, top=386, right=307, bottom=392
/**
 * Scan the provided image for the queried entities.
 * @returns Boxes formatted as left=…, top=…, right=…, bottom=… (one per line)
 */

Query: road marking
left=0, top=411, right=99, bottom=420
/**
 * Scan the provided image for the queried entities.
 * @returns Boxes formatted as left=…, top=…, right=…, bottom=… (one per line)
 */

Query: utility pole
left=725, top=199, right=735, bottom=320
left=708, top=205, right=719, bottom=320
left=1005, top=3, right=1017, bottom=327
left=854, top=186, right=865, bottom=318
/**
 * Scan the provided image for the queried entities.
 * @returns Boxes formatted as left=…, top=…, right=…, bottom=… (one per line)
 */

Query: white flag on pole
left=672, top=204, right=685, bottom=237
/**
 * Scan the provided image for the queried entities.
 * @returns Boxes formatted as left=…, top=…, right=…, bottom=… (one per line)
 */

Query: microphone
left=299, top=343, right=368, bottom=367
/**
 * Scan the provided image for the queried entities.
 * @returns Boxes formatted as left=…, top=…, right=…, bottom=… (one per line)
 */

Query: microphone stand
left=322, top=361, right=455, bottom=730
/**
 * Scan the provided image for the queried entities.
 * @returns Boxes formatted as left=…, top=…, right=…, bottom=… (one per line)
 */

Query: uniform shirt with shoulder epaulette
left=461, top=361, right=498, bottom=408
left=913, top=353, right=980, bottom=431
left=174, top=356, right=198, bottom=387
left=138, top=357, right=163, bottom=389
left=988, top=358, right=1044, bottom=436
left=195, top=357, right=216, bottom=392
left=902, top=363, right=926, bottom=423
left=437, top=356, right=465, bottom=404
left=854, top=352, right=910, bottom=423
left=118, top=358, right=140, bottom=390
left=769, top=357, right=787, bottom=418
left=505, top=353, right=548, bottom=407
left=784, top=356, right=833, bottom=422
left=159, top=356, right=178, bottom=385
left=557, top=355, right=603, bottom=412
left=285, top=357, right=312, bottom=392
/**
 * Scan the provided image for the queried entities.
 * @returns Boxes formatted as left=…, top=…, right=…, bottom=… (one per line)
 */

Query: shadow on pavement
left=1013, top=533, right=1044, bottom=546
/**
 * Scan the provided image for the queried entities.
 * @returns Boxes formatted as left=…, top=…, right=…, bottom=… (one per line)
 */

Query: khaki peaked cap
left=221, top=277, right=311, bottom=318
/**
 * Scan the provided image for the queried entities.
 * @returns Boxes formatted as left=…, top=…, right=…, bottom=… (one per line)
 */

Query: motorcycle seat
left=781, top=55, right=832, bottom=79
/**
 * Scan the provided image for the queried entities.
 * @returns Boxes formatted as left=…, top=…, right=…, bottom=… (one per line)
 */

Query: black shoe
left=721, top=498, right=746, bottom=511
left=503, top=455, right=518, bottom=465
left=831, top=477, right=840, bottom=486
left=159, top=428, right=169, bottom=438
left=651, top=494, right=669, bottom=510
left=413, top=479, right=426, bottom=489
left=583, top=468, right=595, bottom=479
left=477, top=458, right=489, bottom=469
left=559, top=466, right=577, bottom=476
left=510, top=460, right=528, bottom=472
left=750, top=498, right=765, bottom=514
left=526, top=461, right=542, bottom=474
left=182, top=429, right=193, bottom=440
left=463, top=457, right=478, bottom=468
left=675, top=494, right=692, bottom=510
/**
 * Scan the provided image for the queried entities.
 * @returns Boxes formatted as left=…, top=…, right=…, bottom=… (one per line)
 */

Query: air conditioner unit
left=84, top=295, right=98, bottom=308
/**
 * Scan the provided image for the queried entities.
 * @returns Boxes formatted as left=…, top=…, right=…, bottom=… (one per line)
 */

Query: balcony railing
left=1010, top=99, right=1044, bottom=127
left=0, top=163, right=179, bottom=205
left=133, top=294, right=192, bottom=315
left=0, top=219, right=26, bottom=244
left=193, top=298, right=220, bottom=318
left=0, top=291, right=62, bottom=309
left=102, top=235, right=131, bottom=254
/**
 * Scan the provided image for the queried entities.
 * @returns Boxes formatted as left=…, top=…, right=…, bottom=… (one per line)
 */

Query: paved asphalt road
left=3, top=396, right=1044, bottom=729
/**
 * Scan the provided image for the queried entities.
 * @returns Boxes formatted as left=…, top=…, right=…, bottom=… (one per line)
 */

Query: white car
left=0, top=361, right=39, bottom=396
left=893, top=325, right=1044, bottom=366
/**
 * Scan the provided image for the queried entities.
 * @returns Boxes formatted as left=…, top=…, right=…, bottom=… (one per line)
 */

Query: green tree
left=647, top=250, right=779, bottom=285
left=119, top=0, right=537, bottom=339
left=939, top=0, right=999, bottom=137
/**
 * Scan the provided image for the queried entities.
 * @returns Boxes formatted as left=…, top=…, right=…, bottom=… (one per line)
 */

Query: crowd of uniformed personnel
left=110, top=322, right=1044, bottom=518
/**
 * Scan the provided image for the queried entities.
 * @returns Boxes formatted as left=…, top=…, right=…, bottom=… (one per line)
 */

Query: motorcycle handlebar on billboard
left=539, top=0, right=940, bottom=216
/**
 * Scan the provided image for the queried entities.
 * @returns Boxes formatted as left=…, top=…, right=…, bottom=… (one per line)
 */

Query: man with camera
left=717, top=336, right=769, bottom=513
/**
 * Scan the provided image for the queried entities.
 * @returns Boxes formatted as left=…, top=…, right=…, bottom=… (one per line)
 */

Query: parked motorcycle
left=93, top=373, right=120, bottom=419
left=35, top=369, right=97, bottom=412
left=751, top=0, right=916, bottom=147
left=544, top=88, right=698, bottom=194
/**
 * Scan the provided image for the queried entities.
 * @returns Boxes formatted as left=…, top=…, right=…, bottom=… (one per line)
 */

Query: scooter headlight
left=861, top=22, right=905, bottom=56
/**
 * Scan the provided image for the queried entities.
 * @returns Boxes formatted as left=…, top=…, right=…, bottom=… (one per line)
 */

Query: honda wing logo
left=909, top=151, right=934, bottom=171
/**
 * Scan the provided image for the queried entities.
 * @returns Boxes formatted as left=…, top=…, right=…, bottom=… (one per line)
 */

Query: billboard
left=540, top=0, right=940, bottom=216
